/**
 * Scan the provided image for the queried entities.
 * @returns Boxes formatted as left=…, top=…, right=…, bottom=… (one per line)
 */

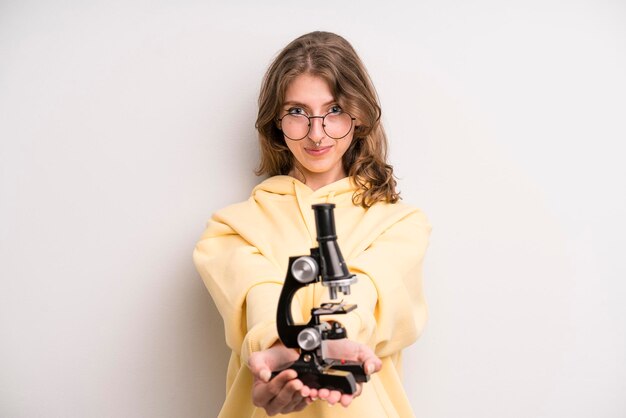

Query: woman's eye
left=287, top=107, right=305, bottom=115
left=329, top=105, right=343, bottom=114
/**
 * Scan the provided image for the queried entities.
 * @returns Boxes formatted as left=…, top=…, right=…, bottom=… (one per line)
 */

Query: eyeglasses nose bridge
left=307, top=115, right=326, bottom=127
left=306, top=115, right=326, bottom=137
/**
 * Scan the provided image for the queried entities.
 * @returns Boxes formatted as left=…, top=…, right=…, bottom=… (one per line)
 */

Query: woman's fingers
left=299, top=384, right=311, bottom=398
left=248, top=344, right=300, bottom=380
left=325, top=389, right=342, bottom=405
left=363, top=356, right=382, bottom=375
left=248, top=351, right=270, bottom=382
left=340, top=390, right=357, bottom=407
left=317, top=388, right=330, bottom=400
left=324, top=339, right=383, bottom=376
left=268, top=378, right=303, bottom=414
left=353, top=343, right=382, bottom=375
left=251, top=369, right=313, bottom=416
left=252, top=369, right=297, bottom=407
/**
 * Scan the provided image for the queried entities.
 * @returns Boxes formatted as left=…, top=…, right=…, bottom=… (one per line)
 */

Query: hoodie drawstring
left=293, top=180, right=316, bottom=245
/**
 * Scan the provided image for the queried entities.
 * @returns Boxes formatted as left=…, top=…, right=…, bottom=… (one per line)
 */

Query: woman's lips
left=304, top=146, right=332, bottom=156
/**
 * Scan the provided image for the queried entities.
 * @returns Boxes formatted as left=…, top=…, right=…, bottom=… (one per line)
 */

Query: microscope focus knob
left=291, top=256, right=318, bottom=283
left=297, top=328, right=322, bottom=351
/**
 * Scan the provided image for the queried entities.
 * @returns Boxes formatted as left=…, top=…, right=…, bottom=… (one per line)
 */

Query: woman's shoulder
left=339, top=200, right=430, bottom=251
left=365, top=199, right=429, bottom=226
left=206, top=176, right=293, bottom=230
left=209, top=197, right=259, bottom=229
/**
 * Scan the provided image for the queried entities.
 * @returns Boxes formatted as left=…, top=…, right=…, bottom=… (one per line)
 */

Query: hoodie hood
left=250, top=175, right=359, bottom=245
left=251, top=175, right=357, bottom=204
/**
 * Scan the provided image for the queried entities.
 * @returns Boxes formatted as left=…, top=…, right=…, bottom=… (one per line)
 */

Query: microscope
left=272, top=203, right=369, bottom=394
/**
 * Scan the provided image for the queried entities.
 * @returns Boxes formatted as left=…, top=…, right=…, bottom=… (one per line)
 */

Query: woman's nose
left=308, top=116, right=326, bottom=141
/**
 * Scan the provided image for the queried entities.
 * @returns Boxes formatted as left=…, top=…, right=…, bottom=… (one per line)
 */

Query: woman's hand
left=316, top=338, right=383, bottom=407
left=248, top=340, right=382, bottom=410
left=325, top=337, right=382, bottom=377
left=251, top=369, right=311, bottom=415
left=248, top=343, right=310, bottom=416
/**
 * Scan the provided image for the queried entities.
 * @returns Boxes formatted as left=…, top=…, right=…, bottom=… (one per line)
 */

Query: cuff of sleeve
left=240, top=320, right=279, bottom=365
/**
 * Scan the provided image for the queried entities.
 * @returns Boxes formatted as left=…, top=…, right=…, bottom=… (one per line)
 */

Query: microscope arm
left=276, top=254, right=316, bottom=348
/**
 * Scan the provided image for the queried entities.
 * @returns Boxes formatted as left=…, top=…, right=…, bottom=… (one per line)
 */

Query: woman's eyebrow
left=282, top=100, right=336, bottom=108
left=282, top=100, right=307, bottom=108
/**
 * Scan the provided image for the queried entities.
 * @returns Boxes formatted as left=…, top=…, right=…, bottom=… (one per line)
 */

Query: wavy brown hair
left=255, top=31, right=400, bottom=208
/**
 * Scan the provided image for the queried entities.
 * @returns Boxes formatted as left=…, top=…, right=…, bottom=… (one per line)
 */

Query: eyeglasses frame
left=276, top=111, right=357, bottom=141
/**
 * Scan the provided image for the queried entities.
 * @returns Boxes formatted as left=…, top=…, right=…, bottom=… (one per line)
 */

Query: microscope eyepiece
left=312, top=203, right=337, bottom=241
left=312, top=204, right=355, bottom=291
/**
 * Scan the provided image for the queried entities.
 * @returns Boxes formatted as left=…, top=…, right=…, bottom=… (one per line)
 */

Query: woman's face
left=279, top=73, right=355, bottom=190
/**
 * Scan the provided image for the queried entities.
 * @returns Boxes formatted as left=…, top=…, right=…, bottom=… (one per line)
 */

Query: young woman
left=194, top=31, right=431, bottom=417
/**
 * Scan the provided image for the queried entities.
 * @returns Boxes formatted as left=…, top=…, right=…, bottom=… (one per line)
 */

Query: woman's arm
left=340, top=209, right=432, bottom=358
left=193, top=217, right=303, bottom=365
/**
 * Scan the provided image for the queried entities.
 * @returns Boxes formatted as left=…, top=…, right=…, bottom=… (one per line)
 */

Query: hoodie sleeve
left=344, top=209, right=432, bottom=358
left=193, top=216, right=300, bottom=364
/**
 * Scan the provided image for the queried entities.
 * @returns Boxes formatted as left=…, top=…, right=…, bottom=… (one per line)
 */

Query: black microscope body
left=272, top=203, right=369, bottom=394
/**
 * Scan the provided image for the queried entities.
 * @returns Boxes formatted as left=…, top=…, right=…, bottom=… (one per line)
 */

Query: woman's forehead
left=283, top=74, right=334, bottom=104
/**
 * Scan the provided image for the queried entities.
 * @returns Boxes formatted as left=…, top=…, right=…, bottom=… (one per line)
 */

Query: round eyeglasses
left=277, top=110, right=356, bottom=141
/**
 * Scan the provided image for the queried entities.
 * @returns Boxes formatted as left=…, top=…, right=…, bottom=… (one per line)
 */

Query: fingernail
left=367, top=363, right=375, bottom=374
left=260, top=370, right=271, bottom=382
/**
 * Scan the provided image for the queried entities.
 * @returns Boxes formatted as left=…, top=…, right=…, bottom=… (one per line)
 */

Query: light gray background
left=1, top=1, right=625, bottom=417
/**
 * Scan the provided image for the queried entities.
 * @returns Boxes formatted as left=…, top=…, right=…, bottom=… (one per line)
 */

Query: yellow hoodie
left=193, top=175, right=431, bottom=418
